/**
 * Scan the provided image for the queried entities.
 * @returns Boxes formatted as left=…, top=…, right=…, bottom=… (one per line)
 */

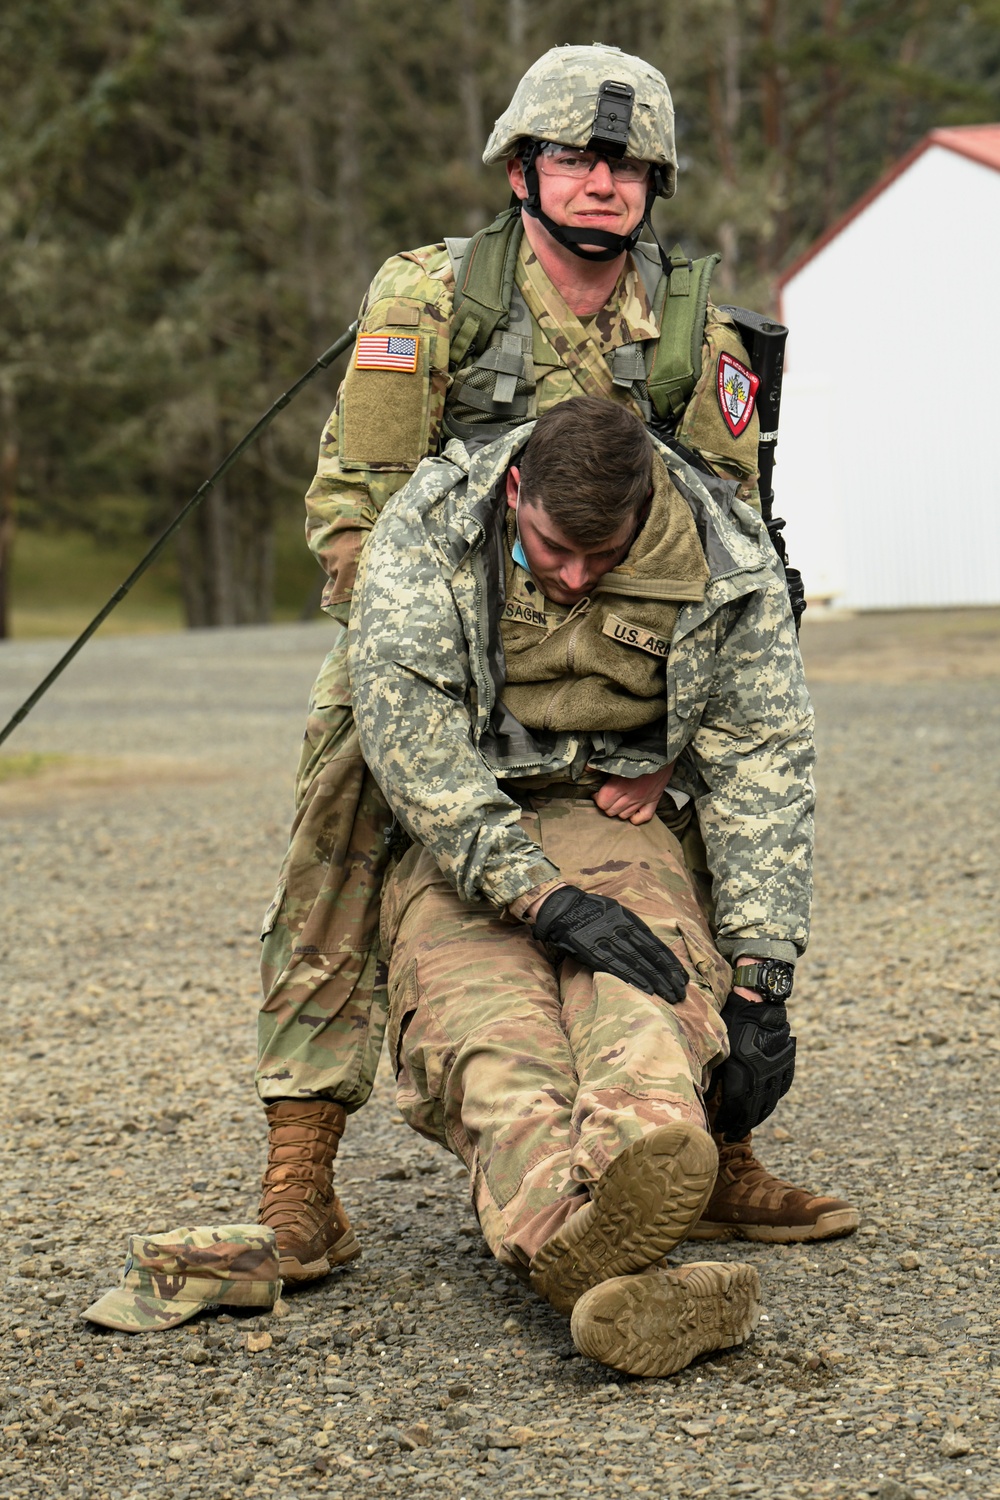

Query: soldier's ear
left=506, top=158, right=528, bottom=201
left=505, top=465, right=521, bottom=508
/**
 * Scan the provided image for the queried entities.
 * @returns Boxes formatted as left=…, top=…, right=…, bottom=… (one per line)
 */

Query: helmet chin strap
left=520, top=141, right=661, bottom=264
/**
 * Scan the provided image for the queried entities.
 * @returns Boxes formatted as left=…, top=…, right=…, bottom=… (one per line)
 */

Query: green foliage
left=9, top=509, right=321, bottom=637
left=0, top=752, right=69, bottom=782
left=1, top=0, right=998, bottom=628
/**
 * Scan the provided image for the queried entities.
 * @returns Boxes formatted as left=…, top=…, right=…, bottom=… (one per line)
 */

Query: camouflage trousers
left=380, top=799, right=732, bottom=1275
left=256, top=629, right=393, bottom=1108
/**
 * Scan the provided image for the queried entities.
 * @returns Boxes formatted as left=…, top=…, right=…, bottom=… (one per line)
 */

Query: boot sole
left=571, top=1261, right=761, bottom=1378
left=688, top=1206, right=860, bottom=1244
left=278, top=1229, right=363, bottom=1284
left=530, top=1121, right=718, bottom=1315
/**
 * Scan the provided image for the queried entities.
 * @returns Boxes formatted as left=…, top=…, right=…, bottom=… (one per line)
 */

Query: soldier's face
left=506, top=155, right=648, bottom=253
left=506, top=465, right=636, bottom=606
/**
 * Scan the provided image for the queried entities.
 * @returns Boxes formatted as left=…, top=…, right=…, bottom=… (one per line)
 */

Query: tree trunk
left=886, top=2, right=930, bottom=168
left=759, top=0, right=790, bottom=284
left=822, top=0, right=843, bottom=228
left=507, top=0, right=527, bottom=77
left=707, top=0, right=742, bottom=300
left=332, top=0, right=371, bottom=319
left=0, top=379, right=17, bottom=640
left=459, top=0, right=485, bottom=234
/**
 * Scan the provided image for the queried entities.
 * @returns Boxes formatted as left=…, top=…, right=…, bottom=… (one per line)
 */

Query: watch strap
left=733, top=963, right=766, bottom=991
left=732, top=960, right=794, bottom=1000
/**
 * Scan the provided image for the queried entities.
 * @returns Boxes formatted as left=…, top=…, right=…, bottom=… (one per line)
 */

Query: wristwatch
left=732, top=958, right=794, bottom=1003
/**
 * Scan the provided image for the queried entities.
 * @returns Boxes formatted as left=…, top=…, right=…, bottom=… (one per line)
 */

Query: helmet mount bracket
left=587, top=79, right=634, bottom=157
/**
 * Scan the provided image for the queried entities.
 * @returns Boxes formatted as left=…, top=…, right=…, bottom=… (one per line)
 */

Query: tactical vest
left=441, top=207, right=718, bottom=442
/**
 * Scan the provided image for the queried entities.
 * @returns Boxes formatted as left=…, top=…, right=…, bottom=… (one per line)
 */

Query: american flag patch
left=354, top=334, right=419, bottom=372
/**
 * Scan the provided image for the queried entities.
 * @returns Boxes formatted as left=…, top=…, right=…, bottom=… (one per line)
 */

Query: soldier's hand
left=591, top=764, right=675, bottom=825
left=713, top=994, right=796, bottom=1141
left=532, top=885, right=688, bottom=1004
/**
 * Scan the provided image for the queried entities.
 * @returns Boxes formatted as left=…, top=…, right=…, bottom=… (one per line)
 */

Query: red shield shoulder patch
left=716, top=352, right=760, bottom=438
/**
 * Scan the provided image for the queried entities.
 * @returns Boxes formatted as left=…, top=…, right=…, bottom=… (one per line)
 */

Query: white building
left=775, top=125, right=1000, bottom=609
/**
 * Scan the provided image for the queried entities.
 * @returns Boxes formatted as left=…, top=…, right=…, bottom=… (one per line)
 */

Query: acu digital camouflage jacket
left=348, top=428, right=815, bottom=965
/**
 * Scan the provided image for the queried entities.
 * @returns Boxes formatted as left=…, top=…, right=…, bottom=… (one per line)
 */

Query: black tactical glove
left=532, top=885, right=688, bottom=1004
left=713, top=994, right=796, bottom=1141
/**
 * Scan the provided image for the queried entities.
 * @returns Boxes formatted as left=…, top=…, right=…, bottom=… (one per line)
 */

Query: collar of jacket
left=436, top=427, right=781, bottom=622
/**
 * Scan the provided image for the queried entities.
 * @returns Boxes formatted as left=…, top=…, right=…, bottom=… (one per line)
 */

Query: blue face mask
left=512, top=481, right=530, bottom=571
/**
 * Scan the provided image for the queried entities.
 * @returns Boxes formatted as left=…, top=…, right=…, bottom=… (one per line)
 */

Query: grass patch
left=9, top=513, right=322, bottom=639
left=0, top=752, right=70, bottom=782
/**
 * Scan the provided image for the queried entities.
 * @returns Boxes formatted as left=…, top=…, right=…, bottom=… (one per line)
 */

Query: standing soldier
left=257, top=43, right=858, bottom=1284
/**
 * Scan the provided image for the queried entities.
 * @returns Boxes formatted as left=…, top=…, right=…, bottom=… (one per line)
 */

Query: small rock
left=180, top=1341, right=209, bottom=1365
left=940, top=1431, right=971, bottom=1458
left=399, top=1421, right=433, bottom=1450
left=485, top=1428, right=524, bottom=1449
left=877, top=1483, right=915, bottom=1500
left=444, top=1406, right=473, bottom=1430
left=246, top=1331, right=273, bottom=1353
left=448, top=1383, right=472, bottom=1399
left=771, top=1125, right=793, bottom=1142
left=377, top=1165, right=409, bottom=1181
left=679, top=1419, right=713, bottom=1437
left=897, top=1252, right=921, bottom=1271
left=167, top=1441, right=200, bottom=1460
left=502, top=1318, right=523, bottom=1335
left=313, top=1431, right=330, bottom=1449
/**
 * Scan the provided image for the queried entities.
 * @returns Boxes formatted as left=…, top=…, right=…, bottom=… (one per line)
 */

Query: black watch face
left=765, top=963, right=793, bottom=1000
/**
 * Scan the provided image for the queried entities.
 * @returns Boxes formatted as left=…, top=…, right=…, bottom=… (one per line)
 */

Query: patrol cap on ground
left=483, top=44, right=677, bottom=197
left=82, top=1225, right=280, bottom=1333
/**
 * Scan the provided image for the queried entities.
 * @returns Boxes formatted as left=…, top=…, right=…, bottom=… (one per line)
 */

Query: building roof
left=778, top=123, right=1000, bottom=288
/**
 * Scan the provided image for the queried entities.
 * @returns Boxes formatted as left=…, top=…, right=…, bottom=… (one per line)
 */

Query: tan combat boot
left=688, top=1132, right=859, bottom=1244
left=259, top=1100, right=361, bottom=1282
left=571, top=1260, right=761, bottom=1378
left=530, top=1120, right=718, bottom=1315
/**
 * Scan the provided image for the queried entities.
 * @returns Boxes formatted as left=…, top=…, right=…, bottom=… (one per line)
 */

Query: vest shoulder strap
left=448, top=208, right=524, bottom=368
left=630, top=239, right=663, bottom=302
left=646, top=247, right=721, bottom=421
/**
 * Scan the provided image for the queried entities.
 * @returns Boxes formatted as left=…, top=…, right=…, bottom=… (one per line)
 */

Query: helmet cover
left=483, top=43, right=676, bottom=198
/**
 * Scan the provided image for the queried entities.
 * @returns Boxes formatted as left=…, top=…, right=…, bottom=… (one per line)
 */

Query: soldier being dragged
left=344, top=395, right=809, bottom=1375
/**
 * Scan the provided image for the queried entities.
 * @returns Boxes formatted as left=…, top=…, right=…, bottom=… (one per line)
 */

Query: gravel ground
left=1, top=612, right=999, bottom=1500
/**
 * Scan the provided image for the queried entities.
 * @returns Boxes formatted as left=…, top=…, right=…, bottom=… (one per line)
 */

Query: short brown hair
left=517, top=396, right=652, bottom=546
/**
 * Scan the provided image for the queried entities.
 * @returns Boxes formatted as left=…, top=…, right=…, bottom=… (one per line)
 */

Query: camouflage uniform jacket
left=349, top=427, right=814, bottom=965
left=309, top=229, right=760, bottom=621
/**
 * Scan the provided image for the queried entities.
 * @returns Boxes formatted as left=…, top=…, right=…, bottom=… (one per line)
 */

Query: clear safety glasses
left=536, top=142, right=650, bottom=184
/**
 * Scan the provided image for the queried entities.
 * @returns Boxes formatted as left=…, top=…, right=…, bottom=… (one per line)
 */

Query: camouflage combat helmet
left=483, top=44, right=677, bottom=199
